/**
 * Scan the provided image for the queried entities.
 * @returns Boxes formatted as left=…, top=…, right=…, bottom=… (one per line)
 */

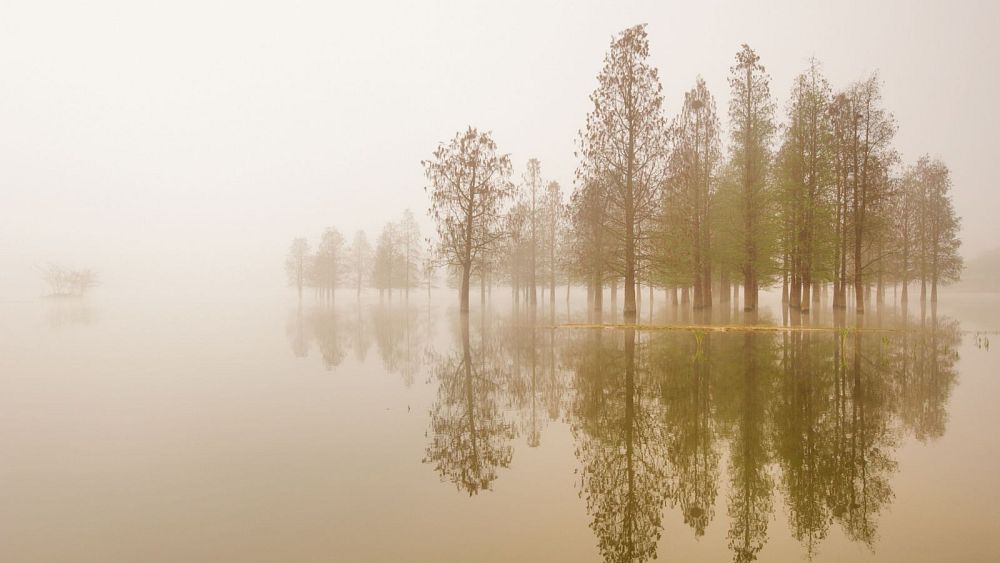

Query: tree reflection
left=423, top=314, right=515, bottom=495
left=652, top=331, right=720, bottom=538
left=290, top=303, right=962, bottom=561
left=722, top=333, right=775, bottom=563
left=571, top=328, right=671, bottom=563
left=566, top=312, right=959, bottom=562
left=371, top=302, right=428, bottom=385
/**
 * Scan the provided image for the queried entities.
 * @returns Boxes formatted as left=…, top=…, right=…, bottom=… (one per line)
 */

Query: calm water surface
left=2, top=290, right=999, bottom=562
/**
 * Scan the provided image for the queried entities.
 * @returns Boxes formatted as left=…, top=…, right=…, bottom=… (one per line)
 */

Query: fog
left=2, top=0, right=997, bottom=299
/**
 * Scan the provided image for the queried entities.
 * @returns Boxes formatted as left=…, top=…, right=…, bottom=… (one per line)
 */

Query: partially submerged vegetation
left=39, top=264, right=98, bottom=297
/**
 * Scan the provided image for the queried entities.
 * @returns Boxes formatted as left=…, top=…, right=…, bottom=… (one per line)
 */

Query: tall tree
left=578, top=24, right=669, bottom=320
left=843, top=75, right=897, bottom=313
left=664, top=77, right=722, bottom=309
left=542, top=180, right=565, bottom=308
left=285, top=237, right=310, bottom=301
left=776, top=59, right=833, bottom=313
left=522, top=158, right=543, bottom=306
left=425, top=127, right=514, bottom=313
left=913, top=156, right=962, bottom=302
left=728, top=44, right=777, bottom=312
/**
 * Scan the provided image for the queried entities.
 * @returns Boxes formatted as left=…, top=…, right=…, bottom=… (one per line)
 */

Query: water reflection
left=287, top=302, right=432, bottom=379
left=284, top=304, right=961, bottom=561
left=423, top=314, right=515, bottom=495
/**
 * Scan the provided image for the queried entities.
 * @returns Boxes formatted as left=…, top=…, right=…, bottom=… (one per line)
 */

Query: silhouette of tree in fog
left=908, top=156, right=962, bottom=303
left=372, top=223, right=403, bottom=299
left=542, top=180, right=566, bottom=308
left=40, top=264, right=98, bottom=297
left=348, top=230, right=372, bottom=300
left=398, top=209, right=423, bottom=299
left=424, top=127, right=514, bottom=313
left=315, top=227, right=345, bottom=304
left=285, top=237, right=310, bottom=302
left=522, top=158, right=543, bottom=306
left=576, top=24, right=668, bottom=320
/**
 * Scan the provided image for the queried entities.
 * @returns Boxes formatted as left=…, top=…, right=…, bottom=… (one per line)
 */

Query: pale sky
left=2, top=0, right=997, bottom=298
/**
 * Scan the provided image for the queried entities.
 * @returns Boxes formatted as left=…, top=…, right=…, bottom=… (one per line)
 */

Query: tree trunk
left=460, top=264, right=471, bottom=313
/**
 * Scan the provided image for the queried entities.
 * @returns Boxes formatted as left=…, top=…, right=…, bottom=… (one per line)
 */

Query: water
left=2, top=290, right=998, bottom=562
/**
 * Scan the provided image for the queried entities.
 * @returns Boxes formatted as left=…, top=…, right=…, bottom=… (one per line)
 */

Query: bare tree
left=424, top=127, right=514, bottom=313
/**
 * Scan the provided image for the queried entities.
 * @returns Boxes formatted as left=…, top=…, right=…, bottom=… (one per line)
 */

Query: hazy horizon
left=3, top=0, right=998, bottom=298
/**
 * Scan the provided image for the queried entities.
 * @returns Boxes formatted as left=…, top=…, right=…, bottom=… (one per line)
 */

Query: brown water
left=2, top=291, right=999, bottom=562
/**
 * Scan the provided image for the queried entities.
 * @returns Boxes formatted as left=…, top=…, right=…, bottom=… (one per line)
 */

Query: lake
left=2, top=289, right=998, bottom=562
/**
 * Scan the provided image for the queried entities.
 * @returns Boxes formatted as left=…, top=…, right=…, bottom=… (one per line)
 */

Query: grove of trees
left=290, top=24, right=962, bottom=320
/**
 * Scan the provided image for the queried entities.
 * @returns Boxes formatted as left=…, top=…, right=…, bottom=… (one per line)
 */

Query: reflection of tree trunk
left=460, top=314, right=480, bottom=477
left=624, top=325, right=637, bottom=557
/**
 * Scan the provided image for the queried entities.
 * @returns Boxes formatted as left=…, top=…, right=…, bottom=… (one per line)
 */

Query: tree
left=912, top=156, right=962, bottom=302
left=776, top=59, right=833, bottom=313
left=542, top=180, right=565, bottom=307
left=578, top=24, right=668, bottom=320
left=663, top=76, right=722, bottom=309
left=728, top=44, right=777, bottom=312
left=829, top=75, right=897, bottom=313
left=522, top=158, right=543, bottom=306
left=347, top=230, right=372, bottom=300
left=40, top=264, right=98, bottom=297
left=315, top=227, right=345, bottom=303
left=398, top=209, right=423, bottom=299
left=372, top=222, right=402, bottom=299
left=285, top=237, right=310, bottom=301
left=425, top=127, right=514, bottom=313
left=569, top=175, right=614, bottom=313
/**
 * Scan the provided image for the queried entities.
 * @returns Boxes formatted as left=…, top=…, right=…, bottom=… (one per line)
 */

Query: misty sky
left=2, top=0, right=997, bottom=298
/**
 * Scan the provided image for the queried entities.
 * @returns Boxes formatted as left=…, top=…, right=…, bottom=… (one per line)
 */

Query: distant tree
left=542, top=180, right=565, bottom=307
left=421, top=246, right=437, bottom=299
left=912, top=156, right=962, bottom=302
left=315, top=227, right=345, bottom=303
left=728, top=43, right=777, bottom=312
left=348, top=230, right=372, bottom=300
left=577, top=24, right=669, bottom=320
left=372, top=223, right=402, bottom=299
left=842, top=75, right=897, bottom=313
left=522, top=158, right=543, bottom=306
left=424, top=127, right=514, bottom=313
left=285, top=237, right=310, bottom=301
left=505, top=199, right=532, bottom=305
left=40, top=264, right=98, bottom=297
left=398, top=209, right=423, bottom=300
